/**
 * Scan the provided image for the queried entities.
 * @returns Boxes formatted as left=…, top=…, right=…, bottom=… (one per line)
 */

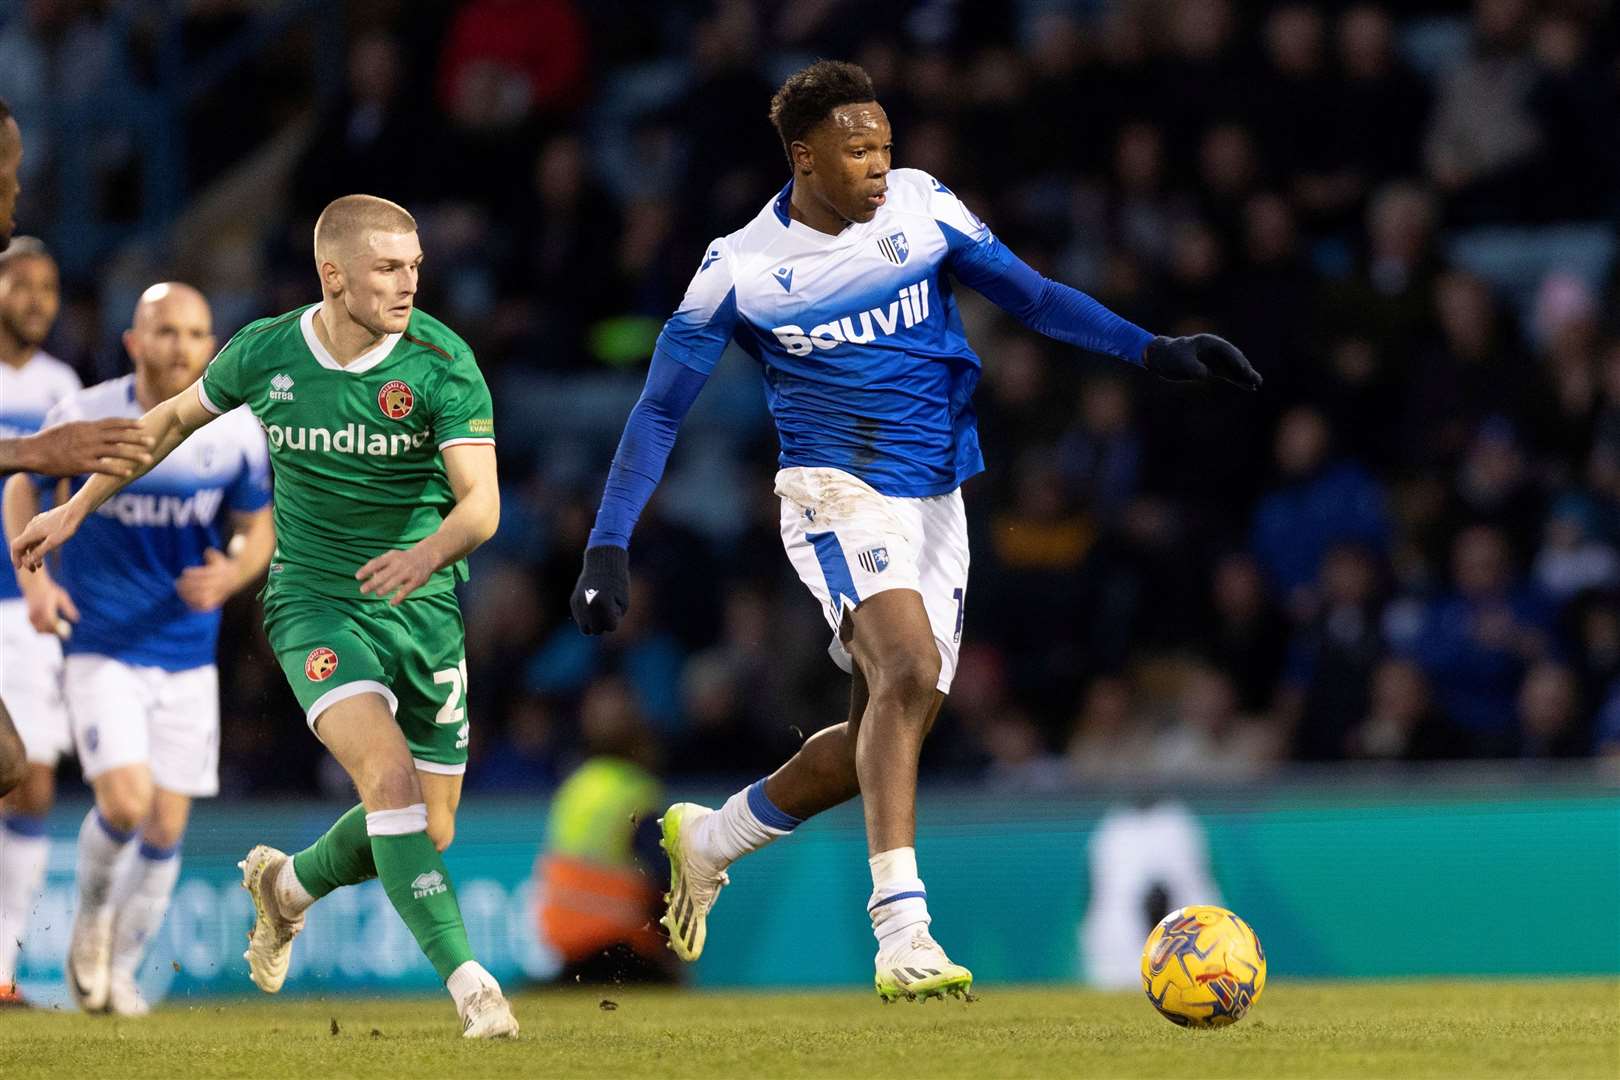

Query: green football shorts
left=263, top=589, right=471, bottom=775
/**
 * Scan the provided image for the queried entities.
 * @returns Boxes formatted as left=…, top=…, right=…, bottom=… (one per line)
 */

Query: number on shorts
left=433, top=659, right=469, bottom=725
left=952, top=586, right=966, bottom=643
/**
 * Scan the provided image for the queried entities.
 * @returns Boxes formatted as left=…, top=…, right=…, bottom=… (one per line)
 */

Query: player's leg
left=842, top=488, right=971, bottom=1001
left=101, top=786, right=188, bottom=1017
left=662, top=471, right=919, bottom=960
left=317, top=692, right=515, bottom=1036
left=0, top=696, right=23, bottom=796
left=0, top=605, right=68, bottom=1003
left=55, top=654, right=156, bottom=1012
left=0, top=764, right=54, bottom=1003
left=68, top=762, right=154, bottom=1012
left=103, top=662, right=217, bottom=1015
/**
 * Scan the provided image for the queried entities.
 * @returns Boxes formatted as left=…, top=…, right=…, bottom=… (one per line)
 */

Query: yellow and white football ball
left=1140, top=905, right=1266, bottom=1028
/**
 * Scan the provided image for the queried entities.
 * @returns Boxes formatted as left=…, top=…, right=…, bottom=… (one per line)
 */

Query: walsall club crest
left=305, top=647, right=338, bottom=682
left=378, top=379, right=414, bottom=420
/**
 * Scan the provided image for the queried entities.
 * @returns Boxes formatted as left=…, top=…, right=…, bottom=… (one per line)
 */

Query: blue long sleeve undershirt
left=587, top=348, right=710, bottom=549
left=587, top=236, right=1155, bottom=551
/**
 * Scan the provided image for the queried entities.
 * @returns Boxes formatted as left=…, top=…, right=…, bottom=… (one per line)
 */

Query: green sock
left=291, top=803, right=376, bottom=900
left=371, top=829, right=475, bottom=981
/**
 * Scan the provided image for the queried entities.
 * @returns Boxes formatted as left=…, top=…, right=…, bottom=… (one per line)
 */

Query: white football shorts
left=776, top=466, right=969, bottom=694
left=0, top=598, right=70, bottom=766
left=64, top=654, right=220, bottom=797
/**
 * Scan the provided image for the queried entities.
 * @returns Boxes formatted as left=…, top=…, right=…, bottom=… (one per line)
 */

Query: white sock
left=446, top=959, right=500, bottom=1012
left=76, top=809, right=137, bottom=916
left=274, top=855, right=316, bottom=917
left=868, top=846, right=930, bottom=952
left=0, top=816, right=50, bottom=984
left=688, top=779, right=802, bottom=868
left=109, top=840, right=182, bottom=976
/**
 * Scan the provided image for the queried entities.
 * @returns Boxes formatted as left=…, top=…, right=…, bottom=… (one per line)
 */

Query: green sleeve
left=432, top=353, right=495, bottom=449
left=199, top=331, right=250, bottom=414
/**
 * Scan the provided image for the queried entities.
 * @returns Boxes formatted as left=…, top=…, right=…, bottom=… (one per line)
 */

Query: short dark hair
left=768, top=60, right=876, bottom=163
left=0, top=97, right=10, bottom=124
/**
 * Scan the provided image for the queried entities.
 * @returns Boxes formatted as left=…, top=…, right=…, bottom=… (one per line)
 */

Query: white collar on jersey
left=299, top=303, right=404, bottom=374
left=771, top=178, right=872, bottom=247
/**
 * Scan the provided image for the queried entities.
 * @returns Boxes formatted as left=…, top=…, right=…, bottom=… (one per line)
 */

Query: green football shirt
left=198, top=302, right=496, bottom=600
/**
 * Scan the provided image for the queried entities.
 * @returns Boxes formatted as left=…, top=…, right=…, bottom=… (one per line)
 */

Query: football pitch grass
left=5, top=980, right=1617, bottom=1079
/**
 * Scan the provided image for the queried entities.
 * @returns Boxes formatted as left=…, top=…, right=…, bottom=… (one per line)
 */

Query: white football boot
left=460, top=986, right=520, bottom=1039
left=658, top=803, right=730, bottom=961
left=238, top=845, right=304, bottom=992
left=66, top=906, right=113, bottom=1012
left=874, top=925, right=974, bottom=1002
left=105, top=970, right=151, bottom=1017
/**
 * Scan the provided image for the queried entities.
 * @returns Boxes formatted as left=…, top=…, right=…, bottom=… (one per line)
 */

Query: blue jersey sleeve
left=586, top=348, right=711, bottom=549
left=651, top=239, right=740, bottom=375
left=226, top=421, right=272, bottom=513
left=924, top=178, right=1153, bottom=364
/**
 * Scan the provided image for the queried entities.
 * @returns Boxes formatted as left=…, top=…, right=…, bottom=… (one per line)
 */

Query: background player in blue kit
left=3, top=282, right=272, bottom=1015
left=571, top=60, right=1261, bottom=1001
left=0, top=100, right=152, bottom=813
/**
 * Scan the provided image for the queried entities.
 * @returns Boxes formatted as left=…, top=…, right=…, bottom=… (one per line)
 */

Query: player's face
left=0, top=253, right=59, bottom=348
left=343, top=230, right=422, bottom=335
left=0, top=118, right=20, bottom=252
left=127, top=288, right=215, bottom=400
left=800, top=101, right=892, bottom=225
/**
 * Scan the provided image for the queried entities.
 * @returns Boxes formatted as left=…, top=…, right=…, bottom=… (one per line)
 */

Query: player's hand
left=24, top=576, right=78, bottom=638
left=571, top=545, right=629, bottom=635
left=10, top=504, right=84, bottom=573
left=357, top=544, right=438, bottom=607
left=1143, top=334, right=1262, bottom=390
left=176, top=547, right=239, bottom=613
left=18, top=419, right=154, bottom=477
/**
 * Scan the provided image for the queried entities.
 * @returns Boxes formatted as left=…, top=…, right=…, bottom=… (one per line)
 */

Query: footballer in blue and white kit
left=0, top=261, right=78, bottom=771
left=0, top=239, right=78, bottom=1006
left=34, top=373, right=270, bottom=791
left=3, top=283, right=273, bottom=1015
left=571, top=61, right=1261, bottom=1002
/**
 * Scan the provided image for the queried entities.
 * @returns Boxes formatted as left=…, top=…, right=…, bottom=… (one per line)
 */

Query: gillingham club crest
left=378, top=379, right=414, bottom=420
left=305, top=647, right=338, bottom=682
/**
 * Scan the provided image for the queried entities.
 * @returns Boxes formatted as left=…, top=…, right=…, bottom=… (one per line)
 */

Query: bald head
left=314, top=194, right=417, bottom=264
left=133, top=281, right=209, bottom=330
left=125, top=281, right=215, bottom=404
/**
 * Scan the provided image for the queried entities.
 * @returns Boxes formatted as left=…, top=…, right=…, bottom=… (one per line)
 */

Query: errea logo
left=269, top=373, right=295, bottom=401
left=411, top=870, right=448, bottom=899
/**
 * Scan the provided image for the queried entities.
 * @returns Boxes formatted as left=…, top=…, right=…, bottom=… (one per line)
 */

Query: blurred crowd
left=6, top=0, right=1620, bottom=794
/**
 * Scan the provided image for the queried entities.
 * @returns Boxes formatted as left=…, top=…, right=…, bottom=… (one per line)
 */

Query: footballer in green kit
left=10, top=195, right=518, bottom=1038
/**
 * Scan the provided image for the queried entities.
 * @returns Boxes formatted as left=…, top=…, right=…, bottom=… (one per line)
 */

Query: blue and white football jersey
left=656, top=169, right=999, bottom=497
left=0, top=350, right=81, bottom=601
left=42, top=375, right=271, bottom=670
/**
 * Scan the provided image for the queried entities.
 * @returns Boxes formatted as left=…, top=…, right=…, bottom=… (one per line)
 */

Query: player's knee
left=869, top=647, right=941, bottom=709
left=364, top=760, right=423, bottom=810
left=97, top=790, right=150, bottom=834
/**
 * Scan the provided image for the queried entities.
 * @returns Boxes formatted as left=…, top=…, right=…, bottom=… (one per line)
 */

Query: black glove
left=1143, top=334, right=1263, bottom=390
left=571, top=545, right=630, bottom=635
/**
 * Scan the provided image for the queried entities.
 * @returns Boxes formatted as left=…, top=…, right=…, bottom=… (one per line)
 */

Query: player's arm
left=0, top=419, right=153, bottom=478
left=571, top=241, right=733, bottom=635
left=357, top=442, right=499, bottom=606
left=175, top=506, right=275, bottom=613
left=9, top=380, right=219, bottom=571
left=2, top=472, right=79, bottom=635
left=933, top=184, right=1261, bottom=389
